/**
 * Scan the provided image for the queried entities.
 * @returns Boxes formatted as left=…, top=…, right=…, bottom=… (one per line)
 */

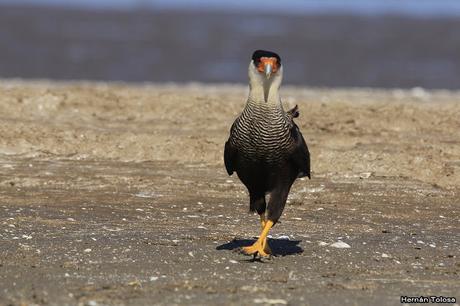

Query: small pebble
left=330, top=241, right=351, bottom=249
left=253, top=298, right=287, bottom=305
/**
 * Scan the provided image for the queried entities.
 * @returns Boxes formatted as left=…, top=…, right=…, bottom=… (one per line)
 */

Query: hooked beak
left=264, top=63, right=272, bottom=79
left=263, top=64, right=272, bottom=101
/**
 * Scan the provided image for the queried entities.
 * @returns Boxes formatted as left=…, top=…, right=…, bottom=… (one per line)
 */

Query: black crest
left=252, top=50, right=281, bottom=66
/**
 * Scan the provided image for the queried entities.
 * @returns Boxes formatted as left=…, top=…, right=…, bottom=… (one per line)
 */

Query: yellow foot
left=242, top=237, right=272, bottom=257
left=242, top=219, right=274, bottom=257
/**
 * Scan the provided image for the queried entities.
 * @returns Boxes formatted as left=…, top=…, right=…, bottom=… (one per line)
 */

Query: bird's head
left=248, top=50, right=283, bottom=103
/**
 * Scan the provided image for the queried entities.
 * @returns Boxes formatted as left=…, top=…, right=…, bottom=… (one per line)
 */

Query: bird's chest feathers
left=235, top=106, right=292, bottom=160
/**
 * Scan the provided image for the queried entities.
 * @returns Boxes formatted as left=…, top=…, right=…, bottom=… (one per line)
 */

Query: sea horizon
left=2, top=0, right=460, bottom=17
left=1, top=2, right=460, bottom=89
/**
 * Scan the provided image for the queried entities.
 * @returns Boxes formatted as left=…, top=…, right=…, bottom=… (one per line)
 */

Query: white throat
left=248, top=63, right=283, bottom=105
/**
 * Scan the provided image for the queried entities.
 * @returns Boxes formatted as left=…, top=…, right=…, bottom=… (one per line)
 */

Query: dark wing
left=287, top=104, right=299, bottom=119
left=290, top=122, right=311, bottom=179
left=224, top=140, right=237, bottom=175
left=224, top=119, right=240, bottom=176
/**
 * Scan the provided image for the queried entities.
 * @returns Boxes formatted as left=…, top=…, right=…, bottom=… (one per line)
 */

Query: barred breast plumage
left=229, top=99, right=294, bottom=165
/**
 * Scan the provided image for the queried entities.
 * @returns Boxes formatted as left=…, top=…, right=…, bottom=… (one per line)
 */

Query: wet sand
left=0, top=80, right=459, bottom=305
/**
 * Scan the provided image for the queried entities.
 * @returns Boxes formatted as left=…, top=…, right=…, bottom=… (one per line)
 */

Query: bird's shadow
left=216, top=238, right=303, bottom=257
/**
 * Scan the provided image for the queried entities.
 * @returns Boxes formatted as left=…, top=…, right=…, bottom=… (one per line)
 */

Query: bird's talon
left=242, top=241, right=271, bottom=257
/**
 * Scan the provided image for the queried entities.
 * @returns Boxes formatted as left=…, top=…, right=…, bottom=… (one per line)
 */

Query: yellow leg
left=259, top=214, right=266, bottom=230
left=258, top=214, right=272, bottom=254
left=243, top=220, right=274, bottom=257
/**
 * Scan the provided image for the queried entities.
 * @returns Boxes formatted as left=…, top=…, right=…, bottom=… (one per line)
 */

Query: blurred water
left=2, top=0, right=460, bottom=16
left=1, top=2, right=460, bottom=88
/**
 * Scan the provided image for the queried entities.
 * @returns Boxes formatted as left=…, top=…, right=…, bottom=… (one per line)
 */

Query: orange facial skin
left=257, top=57, right=279, bottom=74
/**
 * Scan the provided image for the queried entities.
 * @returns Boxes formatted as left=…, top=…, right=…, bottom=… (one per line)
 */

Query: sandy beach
left=0, top=80, right=459, bottom=305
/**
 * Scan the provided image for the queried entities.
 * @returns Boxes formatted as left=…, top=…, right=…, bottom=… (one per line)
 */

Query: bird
left=224, top=50, right=310, bottom=257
